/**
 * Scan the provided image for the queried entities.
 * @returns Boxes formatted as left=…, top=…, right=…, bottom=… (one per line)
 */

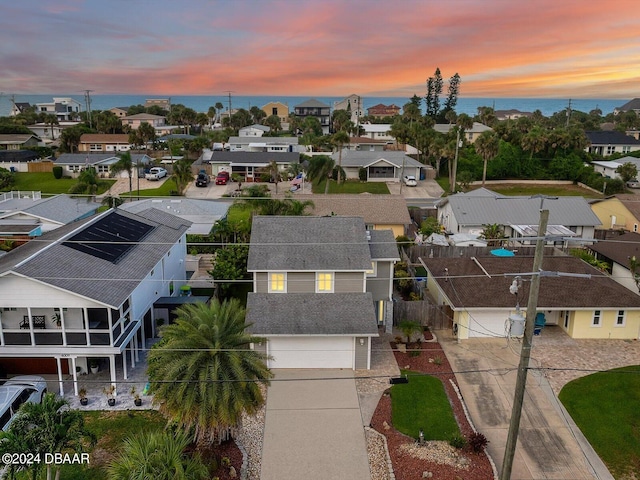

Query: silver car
left=0, top=375, right=48, bottom=431
left=627, top=179, right=640, bottom=189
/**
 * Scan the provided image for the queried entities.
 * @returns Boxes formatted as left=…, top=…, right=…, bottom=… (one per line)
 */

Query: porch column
left=70, top=357, right=78, bottom=396
left=130, top=339, right=135, bottom=369
left=134, top=334, right=140, bottom=363
left=26, top=307, right=35, bottom=346
left=56, top=357, right=64, bottom=396
left=109, top=356, right=117, bottom=396
left=122, top=350, right=128, bottom=380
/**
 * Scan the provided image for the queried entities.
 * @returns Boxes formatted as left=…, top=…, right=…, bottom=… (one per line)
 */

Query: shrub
left=468, top=432, right=489, bottom=452
left=358, top=167, right=367, bottom=182
left=449, top=433, right=467, bottom=449
left=52, top=166, right=63, bottom=179
left=433, top=355, right=443, bottom=366
left=398, top=320, right=422, bottom=343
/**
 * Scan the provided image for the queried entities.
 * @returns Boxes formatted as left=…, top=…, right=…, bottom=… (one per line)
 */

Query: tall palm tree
left=475, top=130, right=500, bottom=186
left=268, top=160, right=280, bottom=194
left=147, top=299, right=273, bottom=444
left=306, top=155, right=335, bottom=194
left=8, top=393, right=95, bottom=480
left=111, top=151, right=134, bottom=197
left=215, top=102, right=224, bottom=124
left=331, top=131, right=350, bottom=184
left=170, top=159, right=194, bottom=195
left=107, top=430, right=208, bottom=480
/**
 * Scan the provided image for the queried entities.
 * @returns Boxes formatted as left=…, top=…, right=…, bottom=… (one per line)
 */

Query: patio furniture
left=20, top=315, right=46, bottom=329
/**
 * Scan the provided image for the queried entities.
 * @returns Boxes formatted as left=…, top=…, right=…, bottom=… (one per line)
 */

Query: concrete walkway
left=261, top=369, right=371, bottom=480
left=438, top=329, right=613, bottom=480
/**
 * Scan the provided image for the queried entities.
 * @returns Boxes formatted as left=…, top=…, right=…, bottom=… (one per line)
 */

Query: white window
left=366, top=262, right=377, bottom=277
left=606, top=145, right=615, bottom=155
left=316, top=272, right=334, bottom=292
left=623, top=146, right=631, bottom=153
left=634, top=224, right=638, bottom=233
left=90, top=144, right=102, bottom=151
left=616, top=310, right=625, bottom=326
left=269, top=273, right=286, bottom=293
left=592, top=310, right=601, bottom=326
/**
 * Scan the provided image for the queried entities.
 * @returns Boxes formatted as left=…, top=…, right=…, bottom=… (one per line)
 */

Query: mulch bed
left=370, top=333, right=495, bottom=480
left=195, top=439, right=243, bottom=479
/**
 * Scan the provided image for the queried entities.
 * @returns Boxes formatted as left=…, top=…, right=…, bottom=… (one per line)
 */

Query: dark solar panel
left=63, top=212, right=154, bottom=264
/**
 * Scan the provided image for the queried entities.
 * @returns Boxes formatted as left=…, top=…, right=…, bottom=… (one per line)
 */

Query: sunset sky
left=2, top=0, right=639, bottom=98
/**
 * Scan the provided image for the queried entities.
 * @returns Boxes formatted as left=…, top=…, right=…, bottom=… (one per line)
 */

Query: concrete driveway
left=260, top=369, right=370, bottom=480
left=439, top=330, right=613, bottom=480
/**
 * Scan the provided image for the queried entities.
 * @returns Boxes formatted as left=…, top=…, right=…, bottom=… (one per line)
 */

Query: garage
left=463, top=310, right=511, bottom=338
left=267, top=337, right=354, bottom=369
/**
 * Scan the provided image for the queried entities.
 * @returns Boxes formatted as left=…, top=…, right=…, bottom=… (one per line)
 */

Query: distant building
left=366, top=104, right=401, bottom=119
left=433, top=122, right=493, bottom=143
left=144, top=98, right=171, bottom=110
left=109, top=107, right=129, bottom=118
left=261, top=101, right=289, bottom=123
left=294, top=99, right=331, bottom=134
left=333, top=94, right=363, bottom=125
left=10, top=102, right=32, bottom=117
left=495, top=109, right=533, bottom=121
left=614, top=98, right=640, bottom=116
left=0, top=134, right=40, bottom=151
left=34, top=97, right=82, bottom=122
left=120, top=113, right=166, bottom=130
left=78, top=134, right=132, bottom=153
left=585, top=131, right=640, bottom=156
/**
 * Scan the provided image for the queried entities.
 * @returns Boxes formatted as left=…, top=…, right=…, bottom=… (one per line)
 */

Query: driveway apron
left=439, top=335, right=611, bottom=480
left=260, top=369, right=371, bottom=480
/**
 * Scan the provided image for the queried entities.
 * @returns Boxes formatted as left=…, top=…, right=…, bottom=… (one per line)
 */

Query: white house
left=239, top=124, right=270, bottom=137
left=0, top=208, right=191, bottom=396
left=34, top=98, right=82, bottom=122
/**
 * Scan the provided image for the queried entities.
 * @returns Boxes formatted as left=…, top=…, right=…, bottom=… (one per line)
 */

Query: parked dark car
left=196, top=171, right=210, bottom=187
left=215, top=171, right=230, bottom=185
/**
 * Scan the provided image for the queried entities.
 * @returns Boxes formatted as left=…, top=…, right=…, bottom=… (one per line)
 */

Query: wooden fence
left=393, top=299, right=452, bottom=330
left=27, top=162, right=53, bottom=173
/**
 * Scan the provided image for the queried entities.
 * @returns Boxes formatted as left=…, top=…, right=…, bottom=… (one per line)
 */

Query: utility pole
left=565, top=99, right=572, bottom=128
left=84, top=90, right=93, bottom=128
left=451, top=127, right=461, bottom=193
left=500, top=208, right=549, bottom=480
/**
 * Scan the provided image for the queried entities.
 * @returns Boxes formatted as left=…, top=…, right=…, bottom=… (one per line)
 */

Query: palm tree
left=480, top=223, right=506, bottom=247
left=306, top=155, right=335, bottom=194
left=215, top=102, right=224, bottom=124
left=475, top=130, right=499, bottom=186
left=147, top=299, right=273, bottom=444
left=107, top=430, right=208, bottom=480
left=331, top=131, right=350, bottom=184
left=268, top=160, right=280, bottom=194
left=8, top=393, right=95, bottom=480
left=170, top=159, right=194, bottom=195
left=111, top=151, right=134, bottom=197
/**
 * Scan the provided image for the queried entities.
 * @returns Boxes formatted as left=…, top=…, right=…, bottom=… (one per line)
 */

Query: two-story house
left=245, top=216, right=398, bottom=369
left=34, top=97, right=82, bottom=122
left=294, top=99, right=331, bottom=134
left=120, top=113, right=166, bottom=130
left=333, top=94, right=363, bottom=126
left=261, top=101, right=289, bottom=124
left=0, top=208, right=191, bottom=396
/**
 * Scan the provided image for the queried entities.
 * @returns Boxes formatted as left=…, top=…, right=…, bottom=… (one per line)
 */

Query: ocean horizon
left=0, top=94, right=625, bottom=119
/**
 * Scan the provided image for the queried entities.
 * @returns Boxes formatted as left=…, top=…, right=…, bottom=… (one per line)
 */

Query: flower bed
left=370, top=337, right=495, bottom=479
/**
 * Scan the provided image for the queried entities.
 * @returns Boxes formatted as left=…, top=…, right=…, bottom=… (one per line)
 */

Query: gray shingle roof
left=294, top=98, right=330, bottom=109
left=369, top=230, right=400, bottom=260
left=439, top=191, right=601, bottom=227
left=585, top=131, right=640, bottom=145
left=208, top=151, right=299, bottom=165
left=331, top=150, right=423, bottom=168
left=246, top=292, right=378, bottom=335
left=589, top=232, right=640, bottom=267
left=247, top=216, right=372, bottom=271
left=6, top=209, right=190, bottom=308
left=423, top=255, right=640, bottom=309
left=0, top=195, right=100, bottom=225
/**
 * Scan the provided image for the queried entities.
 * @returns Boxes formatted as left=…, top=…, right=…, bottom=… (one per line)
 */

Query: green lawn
left=391, top=370, right=460, bottom=441
left=15, top=410, right=167, bottom=480
left=226, top=202, right=252, bottom=226
left=558, top=365, right=640, bottom=479
left=121, top=178, right=180, bottom=198
left=3, top=172, right=115, bottom=195
left=312, top=179, right=390, bottom=194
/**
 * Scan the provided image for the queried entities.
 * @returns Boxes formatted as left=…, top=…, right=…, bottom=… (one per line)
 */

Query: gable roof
left=0, top=209, right=190, bottom=308
left=305, top=194, right=411, bottom=226
left=585, top=131, right=640, bottom=146
left=438, top=190, right=601, bottom=227
left=247, top=216, right=372, bottom=272
left=0, top=134, right=39, bottom=145
left=616, top=98, right=640, bottom=111
left=423, top=255, right=640, bottom=309
left=240, top=124, right=270, bottom=132
left=54, top=153, right=151, bottom=165
left=330, top=150, right=423, bottom=168
left=0, top=150, right=41, bottom=163
left=0, top=194, right=100, bottom=225
left=368, top=229, right=400, bottom=260
left=246, top=292, right=378, bottom=336
left=612, top=194, right=640, bottom=220
left=589, top=232, right=640, bottom=267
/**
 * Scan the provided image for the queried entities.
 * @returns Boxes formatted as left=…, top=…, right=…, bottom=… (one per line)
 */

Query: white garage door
left=268, top=337, right=354, bottom=369
left=465, top=310, right=510, bottom=338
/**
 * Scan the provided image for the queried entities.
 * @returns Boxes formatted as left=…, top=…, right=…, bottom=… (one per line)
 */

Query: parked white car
left=403, top=175, right=417, bottom=187
left=0, top=375, right=48, bottom=431
left=145, top=167, right=168, bottom=180
left=627, top=179, right=640, bottom=189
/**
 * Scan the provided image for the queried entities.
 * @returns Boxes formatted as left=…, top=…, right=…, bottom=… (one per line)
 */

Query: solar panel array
left=63, top=213, right=154, bottom=264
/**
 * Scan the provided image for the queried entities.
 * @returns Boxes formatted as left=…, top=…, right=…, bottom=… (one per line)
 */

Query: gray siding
left=335, top=271, right=365, bottom=293
left=255, top=272, right=268, bottom=293
left=354, top=337, right=368, bottom=369
left=366, top=261, right=392, bottom=301
left=288, top=272, right=315, bottom=293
